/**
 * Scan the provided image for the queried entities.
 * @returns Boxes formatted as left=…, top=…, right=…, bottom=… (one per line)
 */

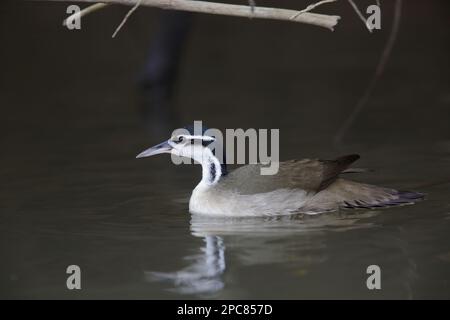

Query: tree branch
left=49, top=0, right=341, bottom=31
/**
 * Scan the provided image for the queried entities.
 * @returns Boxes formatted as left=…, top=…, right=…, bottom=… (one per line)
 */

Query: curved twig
left=334, top=0, right=403, bottom=145
left=112, top=0, right=142, bottom=38
left=290, top=0, right=337, bottom=20
left=347, top=0, right=373, bottom=32
left=63, top=2, right=109, bottom=26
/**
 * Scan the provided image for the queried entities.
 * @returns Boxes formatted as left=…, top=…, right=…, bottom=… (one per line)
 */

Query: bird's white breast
left=189, top=181, right=310, bottom=217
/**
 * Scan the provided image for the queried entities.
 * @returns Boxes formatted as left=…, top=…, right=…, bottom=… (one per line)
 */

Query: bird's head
left=136, top=124, right=227, bottom=175
left=136, top=133, right=215, bottom=160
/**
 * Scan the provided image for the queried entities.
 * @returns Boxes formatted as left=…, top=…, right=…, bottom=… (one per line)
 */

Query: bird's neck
left=196, top=148, right=224, bottom=187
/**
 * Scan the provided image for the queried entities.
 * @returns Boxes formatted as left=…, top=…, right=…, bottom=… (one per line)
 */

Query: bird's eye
left=177, top=136, right=185, bottom=143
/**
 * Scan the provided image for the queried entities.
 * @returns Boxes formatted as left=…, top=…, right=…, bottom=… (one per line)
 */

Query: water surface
left=1, top=0, right=449, bottom=299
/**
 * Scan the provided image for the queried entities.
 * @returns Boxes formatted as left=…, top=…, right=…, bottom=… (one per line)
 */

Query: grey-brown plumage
left=211, top=154, right=424, bottom=215
left=218, top=154, right=360, bottom=195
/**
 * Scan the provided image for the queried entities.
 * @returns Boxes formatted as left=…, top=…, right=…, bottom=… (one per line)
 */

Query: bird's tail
left=320, top=179, right=424, bottom=210
left=301, top=179, right=424, bottom=214
left=340, top=188, right=424, bottom=209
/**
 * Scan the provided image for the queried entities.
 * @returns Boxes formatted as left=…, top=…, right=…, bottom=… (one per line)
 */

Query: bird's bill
left=136, top=140, right=172, bottom=158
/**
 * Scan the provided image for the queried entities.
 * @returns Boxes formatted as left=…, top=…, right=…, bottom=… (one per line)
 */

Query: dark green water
left=1, top=1, right=449, bottom=299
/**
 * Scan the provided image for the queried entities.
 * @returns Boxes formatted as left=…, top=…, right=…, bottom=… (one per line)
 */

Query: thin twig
left=290, top=0, right=336, bottom=20
left=112, top=0, right=142, bottom=38
left=49, top=0, right=341, bottom=31
left=334, top=0, right=402, bottom=145
left=63, top=3, right=109, bottom=27
left=347, top=0, right=372, bottom=33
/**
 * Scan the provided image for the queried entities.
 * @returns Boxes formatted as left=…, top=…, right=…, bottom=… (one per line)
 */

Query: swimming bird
left=136, top=127, right=423, bottom=216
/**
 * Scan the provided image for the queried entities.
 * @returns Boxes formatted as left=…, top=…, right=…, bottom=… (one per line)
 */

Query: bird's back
left=217, top=155, right=361, bottom=195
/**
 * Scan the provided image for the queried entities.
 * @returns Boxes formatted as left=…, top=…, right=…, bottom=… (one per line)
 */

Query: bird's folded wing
left=220, top=154, right=360, bottom=195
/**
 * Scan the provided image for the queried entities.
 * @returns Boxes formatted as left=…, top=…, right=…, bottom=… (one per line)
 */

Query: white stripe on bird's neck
left=195, top=147, right=222, bottom=186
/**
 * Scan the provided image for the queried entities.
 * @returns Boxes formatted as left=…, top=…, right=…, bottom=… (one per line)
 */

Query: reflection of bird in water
left=145, top=236, right=225, bottom=295
left=145, top=211, right=377, bottom=295
left=136, top=125, right=424, bottom=216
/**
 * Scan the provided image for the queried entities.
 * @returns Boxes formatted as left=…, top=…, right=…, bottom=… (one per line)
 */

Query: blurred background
left=0, top=0, right=449, bottom=299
